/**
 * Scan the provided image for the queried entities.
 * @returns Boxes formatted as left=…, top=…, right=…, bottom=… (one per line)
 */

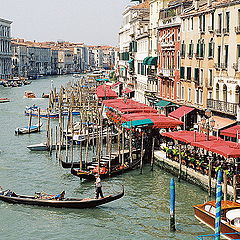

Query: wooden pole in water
left=233, top=175, right=237, bottom=202
left=109, top=133, right=112, bottom=176
left=215, top=170, right=223, bottom=240
left=28, top=110, right=32, bottom=133
left=178, top=144, right=182, bottom=182
left=121, top=127, right=125, bottom=165
left=129, top=128, right=133, bottom=165
left=223, top=171, right=227, bottom=201
left=49, top=127, right=53, bottom=155
left=150, top=137, right=155, bottom=171
left=38, top=108, right=41, bottom=131
left=170, top=178, right=176, bottom=232
left=65, top=134, right=68, bottom=163
left=140, top=132, right=144, bottom=174
left=55, top=125, right=58, bottom=159
left=118, top=129, right=121, bottom=164
left=208, top=157, right=212, bottom=197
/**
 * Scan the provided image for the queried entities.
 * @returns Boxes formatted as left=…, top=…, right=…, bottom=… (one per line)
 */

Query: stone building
left=0, top=18, right=12, bottom=79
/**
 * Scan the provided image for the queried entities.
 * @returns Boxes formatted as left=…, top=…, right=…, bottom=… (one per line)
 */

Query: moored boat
left=0, top=98, right=10, bottom=103
left=27, top=142, right=67, bottom=151
left=0, top=188, right=124, bottom=209
left=193, top=200, right=240, bottom=239
left=15, top=123, right=42, bottom=134
left=24, top=91, right=36, bottom=98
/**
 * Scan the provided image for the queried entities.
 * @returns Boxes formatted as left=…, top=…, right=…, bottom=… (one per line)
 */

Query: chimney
left=194, top=0, right=200, bottom=10
left=208, top=0, right=212, bottom=7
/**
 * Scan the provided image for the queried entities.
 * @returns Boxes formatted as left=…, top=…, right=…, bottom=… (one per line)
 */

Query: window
left=211, top=12, right=214, bottom=30
left=199, top=15, right=206, bottom=32
left=238, top=9, right=240, bottom=26
left=199, top=90, right=203, bottom=104
left=177, top=51, right=180, bottom=69
left=188, top=88, right=191, bottom=101
left=181, top=41, right=186, bottom=57
left=223, top=84, right=227, bottom=102
left=208, top=91, right=213, bottom=99
left=217, top=46, right=221, bottom=66
left=188, top=41, right=194, bottom=57
left=209, top=69, right=213, bottom=87
left=216, top=83, right=219, bottom=100
left=182, top=19, right=185, bottom=32
left=200, top=69, right=204, bottom=86
left=226, top=12, right=230, bottom=32
left=181, top=86, right=184, bottom=99
left=191, top=17, right=194, bottom=30
left=237, top=45, right=240, bottom=59
left=194, top=68, right=199, bottom=83
left=187, top=67, right=191, bottom=80
left=180, top=67, right=185, bottom=79
left=225, top=45, right=229, bottom=68
left=208, top=39, right=214, bottom=58
left=218, top=13, right=222, bottom=32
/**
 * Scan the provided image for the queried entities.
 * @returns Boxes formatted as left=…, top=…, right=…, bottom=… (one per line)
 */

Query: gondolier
left=95, top=175, right=104, bottom=199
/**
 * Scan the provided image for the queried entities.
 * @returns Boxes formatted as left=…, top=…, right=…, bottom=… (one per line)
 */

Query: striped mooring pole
left=170, top=178, right=176, bottom=231
left=215, top=170, right=223, bottom=240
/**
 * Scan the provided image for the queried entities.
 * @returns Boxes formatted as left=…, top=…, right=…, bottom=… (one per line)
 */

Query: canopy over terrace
left=121, top=112, right=183, bottom=129
left=161, top=131, right=217, bottom=143
left=103, top=99, right=157, bottom=114
left=191, top=139, right=240, bottom=158
left=96, top=85, right=118, bottom=99
left=220, top=125, right=240, bottom=139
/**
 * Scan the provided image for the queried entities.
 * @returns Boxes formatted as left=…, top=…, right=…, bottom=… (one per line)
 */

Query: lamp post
left=200, top=109, right=215, bottom=141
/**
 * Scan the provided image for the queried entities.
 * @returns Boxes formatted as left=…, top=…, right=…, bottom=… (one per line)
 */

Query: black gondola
left=0, top=188, right=124, bottom=209
left=71, top=160, right=140, bottom=180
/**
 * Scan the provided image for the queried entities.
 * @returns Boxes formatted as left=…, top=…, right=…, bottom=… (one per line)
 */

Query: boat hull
left=0, top=190, right=124, bottom=209
left=194, top=207, right=240, bottom=239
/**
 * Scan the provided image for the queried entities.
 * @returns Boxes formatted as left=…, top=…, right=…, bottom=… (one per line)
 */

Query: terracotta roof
left=131, top=0, right=150, bottom=9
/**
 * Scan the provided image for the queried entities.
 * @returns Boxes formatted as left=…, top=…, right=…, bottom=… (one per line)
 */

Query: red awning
left=191, top=139, right=226, bottom=151
left=96, top=85, right=118, bottom=98
left=161, top=131, right=217, bottom=143
left=111, top=82, right=122, bottom=88
left=122, top=88, right=133, bottom=94
left=168, top=106, right=194, bottom=120
left=103, top=99, right=157, bottom=114
left=220, top=125, right=240, bottom=139
left=120, top=112, right=183, bottom=128
left=210, top=143, right=240, bottom=158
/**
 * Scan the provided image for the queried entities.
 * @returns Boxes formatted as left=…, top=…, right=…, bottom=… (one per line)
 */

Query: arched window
left=223, top=84, right=227, bottom=102
left=216, top=83, right=219, bottom=100
left=236, top=85, right=240, bottom=104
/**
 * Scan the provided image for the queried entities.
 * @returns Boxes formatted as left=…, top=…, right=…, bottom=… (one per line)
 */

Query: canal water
left=0, top=75, right=213, bottom=240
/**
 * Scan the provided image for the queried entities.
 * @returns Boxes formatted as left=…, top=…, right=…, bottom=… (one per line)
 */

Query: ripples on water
left=0, top=75, right=212, bottom=240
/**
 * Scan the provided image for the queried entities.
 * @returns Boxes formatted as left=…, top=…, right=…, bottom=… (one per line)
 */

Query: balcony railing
left=159, top=68, right=174, bottom=78
left=161, top=41, right=174, bottom=48
left=207, top=99, right=239, bottom=115
left=214, top=63, right=227, bottom=70
left=208, top=26, right=214, bottom=33
left=215, top=29, right=222, bottom=36
left=235, top=26, right=240, bottom=34
left=223, top=27, right=230, bottom=35
left=233, top=63, right=240, bottom=71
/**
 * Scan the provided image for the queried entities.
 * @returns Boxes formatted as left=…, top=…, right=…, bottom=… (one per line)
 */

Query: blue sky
left=0, top=0, right=133, bottom=46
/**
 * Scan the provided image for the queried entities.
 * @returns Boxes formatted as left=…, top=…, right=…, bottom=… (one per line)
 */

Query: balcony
left=215, top=29, right=222, bottom=36
left=207, top=99, right=239, bottom=115
left=214, top=63, right=227, bottom=70
left=159, top=68, right=174, bottom=78
left=208, top=26, right=214, bottom=33
left=200, top=29, right=205, bottom=35
left=223, top=28, right=230, bottom=35
left=233, top=63, right=240, bottom=72
left=161, top=41, right=174, bottom=48
left=235, top=26, right=240, bottom=34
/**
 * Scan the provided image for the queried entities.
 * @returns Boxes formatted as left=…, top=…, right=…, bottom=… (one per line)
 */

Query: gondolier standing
left=95, top=175, right=104, bottom=199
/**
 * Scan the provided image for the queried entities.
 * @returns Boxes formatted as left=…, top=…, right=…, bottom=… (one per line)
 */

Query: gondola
left=71, top=160, right=140, bottom=180
left=60, top=159, right=91, bottom=169
left=0, top=188, right=124, bottom=209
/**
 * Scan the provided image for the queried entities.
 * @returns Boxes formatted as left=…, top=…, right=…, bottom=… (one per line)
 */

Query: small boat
left=42, top=93, right=49, bottom=98
left=24, top=91, right=36, bottom=98
left=15, top=123, right=42, bottom=135
left=0, top=98, right=10, bottom=103
left=193, top=200, right=240, bottom=239
left=71, top=160, right=140, bottom=180
left=27, top=142, right=67, bottom=151
left=25, top=106, right=59, bottom=119
left=0, top=188, right=124, bottom=209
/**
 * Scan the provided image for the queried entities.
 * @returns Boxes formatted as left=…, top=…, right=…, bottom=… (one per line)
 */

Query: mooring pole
left=215, top=170, right=223, bottom=240
left=170, top=178, right=176, bottom=232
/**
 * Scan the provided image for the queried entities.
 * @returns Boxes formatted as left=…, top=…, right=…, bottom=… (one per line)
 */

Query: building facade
left=0, top=18, right=12, bottom=79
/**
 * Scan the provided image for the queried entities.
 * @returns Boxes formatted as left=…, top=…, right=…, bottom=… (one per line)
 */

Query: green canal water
left=0, top=75, right=213, bottom=240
